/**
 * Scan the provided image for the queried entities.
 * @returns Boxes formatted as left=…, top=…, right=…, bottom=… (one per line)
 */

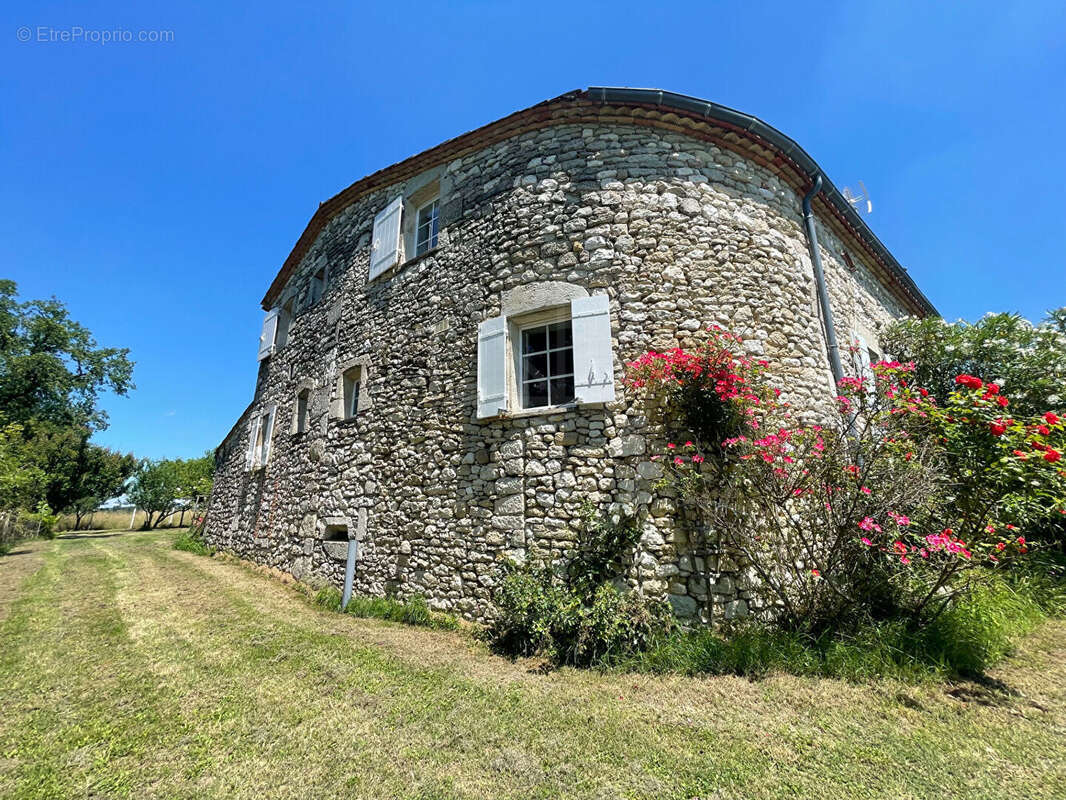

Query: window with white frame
left=519, top=319, right=575, bottom=409
left=342, top=366, right=361, bottom=419
left=476, top=293, right=616, bottom=419
left=415, top=199, right=439, bottom=256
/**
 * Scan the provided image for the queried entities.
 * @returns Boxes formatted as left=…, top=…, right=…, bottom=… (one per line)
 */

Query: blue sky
left=2, top=1, right=1064, bottom=459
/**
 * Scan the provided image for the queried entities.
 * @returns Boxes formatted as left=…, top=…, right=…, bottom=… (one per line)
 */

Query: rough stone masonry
left=205, top=88, right=935, bottom=624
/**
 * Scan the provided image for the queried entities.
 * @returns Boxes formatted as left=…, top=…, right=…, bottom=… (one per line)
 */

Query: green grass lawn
left=2, top=531, right=1064, bottom=799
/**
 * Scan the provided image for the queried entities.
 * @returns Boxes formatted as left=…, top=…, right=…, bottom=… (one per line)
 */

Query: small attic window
left=841, top=250, right=857, bottom=273
left=309, top=266, right=327, bottom=304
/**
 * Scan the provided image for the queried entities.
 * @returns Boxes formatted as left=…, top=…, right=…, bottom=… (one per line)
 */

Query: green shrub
left=486, top=563, right=672, bottom=667
left=172, top=528, right=215, bottom=556
left=0, top=540, right=11, bottom=556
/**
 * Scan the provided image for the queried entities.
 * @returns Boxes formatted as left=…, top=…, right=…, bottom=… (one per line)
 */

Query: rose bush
left=626, top=328, right=1066, bottom=634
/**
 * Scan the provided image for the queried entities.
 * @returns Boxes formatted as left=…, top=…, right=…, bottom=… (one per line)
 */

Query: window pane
left=523, top=353, right=547, bottom=381
left=549, top=347, right=573, bottom=377
left=523, top=380, right=549, bottom=408
left=548, top=321, right=572, bottom=349
left=550, top=376, right=575, bottom=405
left=521, top=326, right=547, bottom=354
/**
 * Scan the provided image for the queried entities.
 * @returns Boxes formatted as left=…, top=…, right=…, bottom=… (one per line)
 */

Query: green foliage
left=312, top=584, right=460, bottom=630
left=0, top=422, right=47, bottom=510
left=312, top=585, right=343, bottom=611
left=0, top=280, right=134, bottom=431
left=173, top=527, right=215, bottom=556
left=344, top=593, right=460, bottom=631
left=623, top=573, right=1055, bottom=681
left=23, top=501, right=59, bottom=539
left=881, top=309, right=1066, bottom=417
left=128, top=455, right=213, bottom=529
left=486, top=503, right=670, bottom=667
left=567, top=501, right=643, bottom=594
left=128, top=459, right=183, bottom=528
left=486, top=562, right=672, bottom=667
left=0, top=282, right=138, bottom=521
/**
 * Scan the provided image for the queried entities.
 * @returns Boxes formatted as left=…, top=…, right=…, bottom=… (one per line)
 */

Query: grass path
left=1, top=531, right=1064, bottom=799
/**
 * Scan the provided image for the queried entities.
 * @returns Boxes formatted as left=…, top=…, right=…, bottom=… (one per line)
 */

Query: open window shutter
left=261, top=406, right=275, bottom=465
left=246, top=414, right=261, bottom=470
left=571, top=294, right=616, bottom=404
left=258, top=310, right=279, bottom=361
left=369, top=197, right=404, bottom=280
left=852, top=331, right=872, bottom=379
left=476, top=315, right=507, bottom=418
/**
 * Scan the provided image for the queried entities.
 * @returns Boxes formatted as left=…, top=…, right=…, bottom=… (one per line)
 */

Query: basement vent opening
left=323, top=524, right=348, bottom=541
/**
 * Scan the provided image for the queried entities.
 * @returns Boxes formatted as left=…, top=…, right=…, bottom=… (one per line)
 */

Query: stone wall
left=206, top=120, right=914, bottom=624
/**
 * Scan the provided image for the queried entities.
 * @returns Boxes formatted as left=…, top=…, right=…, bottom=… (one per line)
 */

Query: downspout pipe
left=341, top=537, right=358, bottom=611
left=802, top=174, right=845, bottom=387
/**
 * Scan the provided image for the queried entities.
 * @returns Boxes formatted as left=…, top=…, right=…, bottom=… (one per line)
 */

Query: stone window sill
left=479, top=401, right=607, bottom=422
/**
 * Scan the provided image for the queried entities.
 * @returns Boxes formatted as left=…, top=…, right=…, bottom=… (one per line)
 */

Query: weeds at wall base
left=312, top=585, right=461, bottom=631
left=178, top=532, right=1062, bottom=684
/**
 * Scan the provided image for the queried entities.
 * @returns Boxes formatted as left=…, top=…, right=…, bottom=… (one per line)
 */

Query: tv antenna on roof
left=843, top=181, right=872, bottom=215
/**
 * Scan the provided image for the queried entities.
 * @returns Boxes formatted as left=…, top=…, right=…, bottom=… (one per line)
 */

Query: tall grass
left=620, top=574, right=1053, bottom=682
left=56, top=509, right=195, bottom=532
left=312, top=586, right=460, bottom=631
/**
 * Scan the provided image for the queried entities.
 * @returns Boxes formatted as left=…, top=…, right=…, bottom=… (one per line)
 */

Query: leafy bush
left=626, top=327, right=1066, bottom=634
left=173, top=527, right=214, bottom=556
left=486, top=563, right=672, bottom=667
left=881, top=309, right=1066, bottom=418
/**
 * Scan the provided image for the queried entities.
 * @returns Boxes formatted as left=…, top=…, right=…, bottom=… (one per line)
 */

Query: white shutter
left=476, top=315, right=507, bottom=418
left=369, top=197, right=404, bottom=280
left=246, top=414, right=261, bottom=471
left=852, top=331, right=872, bottom=379
left=571, top=294, right=616, bottom=404
left=258, top=310, right=279, bottom=361
left=260, top=406, right=276, bottom=465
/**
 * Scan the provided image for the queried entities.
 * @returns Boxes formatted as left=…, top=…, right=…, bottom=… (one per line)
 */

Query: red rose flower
left=955, top=374, right=983, bottom=390
left=997, top=396, right=1009, bottom=408
left=989, top=421, right=1007, bottom=436
left=1046, top=411, right=1061, bottom=425
left=1044, top=449, right=1062, bottom=463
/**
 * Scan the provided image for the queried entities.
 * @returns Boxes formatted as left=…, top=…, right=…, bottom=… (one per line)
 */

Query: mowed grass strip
left=0, top=531, right=1063, bottom=800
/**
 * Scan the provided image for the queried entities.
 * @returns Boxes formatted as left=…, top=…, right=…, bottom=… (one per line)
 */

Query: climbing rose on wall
left=625, top=327, right=1066, bottom=634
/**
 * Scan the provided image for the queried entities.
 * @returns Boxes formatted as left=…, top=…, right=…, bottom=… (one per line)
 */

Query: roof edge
left=260, top=87, right=937, bottom=317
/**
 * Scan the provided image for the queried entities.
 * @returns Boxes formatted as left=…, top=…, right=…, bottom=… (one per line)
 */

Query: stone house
left=204, top=87, right=936, bottom=623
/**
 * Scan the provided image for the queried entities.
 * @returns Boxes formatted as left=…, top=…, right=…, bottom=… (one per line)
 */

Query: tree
left=176, top=453, right=215, bottom=501
left=68, top=444, right=137, bottom=529
left=127, top=459, right=183, bottom=530
left=0, top=280, right=134, bottom=432
left=881, top=308, right=1066, bottom=418
left=0, top=423, right=47, bottom=511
